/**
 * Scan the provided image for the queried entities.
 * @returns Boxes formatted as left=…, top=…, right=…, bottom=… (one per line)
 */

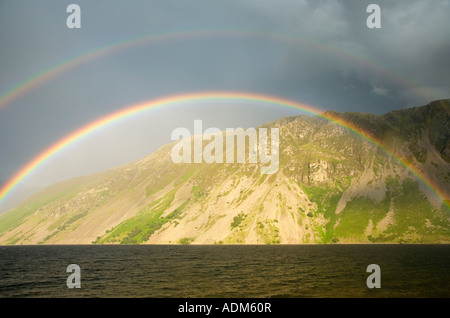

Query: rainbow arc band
left=0, top=91, right=447, bottom=210
left=0, top=28, right=440, bottom=112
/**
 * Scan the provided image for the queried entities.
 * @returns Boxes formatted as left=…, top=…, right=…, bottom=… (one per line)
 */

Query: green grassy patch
left=179, top=237, right=196, bottom=245
left=231, top=213, right=247, bottom=229
left=94, top=190, right=190, bottom=244
left=385, top=179, right=450, bottom=242
left=334, top=196, right=385, bottom=241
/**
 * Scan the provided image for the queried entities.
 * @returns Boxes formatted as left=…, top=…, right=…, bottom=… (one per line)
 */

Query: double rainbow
left=0, top=29, right=447, bottom=209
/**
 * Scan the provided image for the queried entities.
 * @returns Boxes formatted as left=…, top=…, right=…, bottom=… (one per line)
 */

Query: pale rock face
left=0, top=100, right=449, bottom=244
left=308, top=160, right=329, bottom=184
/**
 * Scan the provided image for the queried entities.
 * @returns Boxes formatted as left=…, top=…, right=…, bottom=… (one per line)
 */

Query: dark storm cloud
left=0, top=0, right=449, bottom=211
left=243, top=0, right=450, bottom=110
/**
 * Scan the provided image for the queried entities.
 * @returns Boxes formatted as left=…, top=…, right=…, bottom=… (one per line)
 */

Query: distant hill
left=0, top=99, right=449, bottom=244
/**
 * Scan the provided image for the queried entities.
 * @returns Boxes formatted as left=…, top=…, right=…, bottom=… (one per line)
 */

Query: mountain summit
left=1, top=100, right=449, bottom=244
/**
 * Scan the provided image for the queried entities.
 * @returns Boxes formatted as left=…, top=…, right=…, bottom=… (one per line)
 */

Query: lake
left=0, top=244, right=449, bottom=298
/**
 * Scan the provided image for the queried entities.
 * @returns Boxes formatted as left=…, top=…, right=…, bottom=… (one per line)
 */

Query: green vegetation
left=384, top=179, right=450, bottom=242
left=333, top=196, right=389, bottom=241
left=257, top=219, right=280, bottom=244
left=223, top=212, right=252, bottom=244
left=191, top=185, right=205, bottom=199
left=367, top=233, right=397, bottom=243
left=36, top=210, right=91, bottom=244
left=179, top=237, right=195, bottom=244
left=301, top=184, right=343, bottom=243
left=94, top=190, right=190, bottom=244
left=231, top=213, right=246, bottom=229
left=235, top=189, right=255, bottom=206
left=258, top=174, right=267, bottom=185
left=57, top=210, right=88, bottom=231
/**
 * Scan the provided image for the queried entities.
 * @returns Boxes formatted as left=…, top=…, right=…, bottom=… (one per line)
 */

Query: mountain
left=0, top=184, right=45, bottom=215
left=0, top=100, right=449, bottom=244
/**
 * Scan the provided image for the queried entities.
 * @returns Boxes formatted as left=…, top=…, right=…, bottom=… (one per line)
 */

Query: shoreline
left=1, top=242, right=450, bottom=247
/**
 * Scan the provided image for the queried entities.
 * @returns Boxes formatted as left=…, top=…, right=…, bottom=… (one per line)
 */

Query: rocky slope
left=0, top=100, right=449, bottom=244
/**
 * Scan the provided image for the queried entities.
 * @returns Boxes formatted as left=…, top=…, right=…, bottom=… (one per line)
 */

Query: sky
left=0, top=0, right=449, bottom=212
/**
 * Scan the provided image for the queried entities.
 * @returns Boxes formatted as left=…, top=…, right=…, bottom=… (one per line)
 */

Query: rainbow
left=0, top=92, right=448, bottom=210
left=0, top=28, right=440, bottom=112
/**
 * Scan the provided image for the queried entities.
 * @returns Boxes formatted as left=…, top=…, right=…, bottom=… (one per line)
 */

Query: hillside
left=0, top=100, right=449, bottom=244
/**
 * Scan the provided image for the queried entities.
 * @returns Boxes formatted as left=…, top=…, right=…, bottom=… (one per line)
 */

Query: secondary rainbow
left=0, top=92, right=448, bottom=210
left=0, top=28, right=440, bottom=112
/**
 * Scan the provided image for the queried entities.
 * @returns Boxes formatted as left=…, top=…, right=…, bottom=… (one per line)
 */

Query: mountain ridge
left=0, top=99, right=449, bottom=245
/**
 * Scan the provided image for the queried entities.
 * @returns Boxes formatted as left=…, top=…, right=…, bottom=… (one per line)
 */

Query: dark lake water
left=0, top=245, right=448, bottom=298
